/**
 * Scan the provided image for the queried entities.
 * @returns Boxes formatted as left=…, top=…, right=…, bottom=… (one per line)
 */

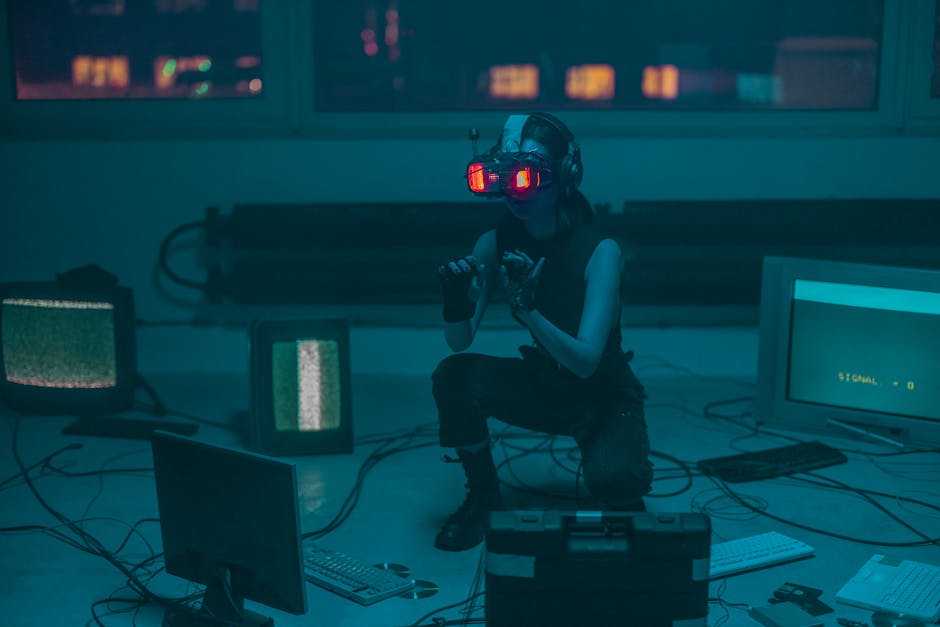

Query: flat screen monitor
left=151, top=430, right=307, bottom=626
left=757, top=257, right=940, bottom=448
left=249, top=318, right=353, bottom=455
left=0, top=281, right=137, bottom=414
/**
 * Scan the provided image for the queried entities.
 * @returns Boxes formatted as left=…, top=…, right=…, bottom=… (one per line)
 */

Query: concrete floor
left=1, top=341, right=939, bottom=627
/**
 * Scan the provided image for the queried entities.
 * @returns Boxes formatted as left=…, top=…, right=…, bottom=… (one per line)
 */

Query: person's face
left=504, top=137, right=560, bottom=221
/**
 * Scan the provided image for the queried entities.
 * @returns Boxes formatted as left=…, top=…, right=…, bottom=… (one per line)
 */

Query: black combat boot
left=434, top=447, right=503, bottom=551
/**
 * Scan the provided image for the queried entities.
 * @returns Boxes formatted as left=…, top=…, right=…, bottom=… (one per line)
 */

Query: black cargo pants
left=431, top=346, right=653, bottom=507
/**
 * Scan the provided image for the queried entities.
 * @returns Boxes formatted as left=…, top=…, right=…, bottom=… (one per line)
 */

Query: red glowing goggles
left=466, top=152, right=556, bottom=199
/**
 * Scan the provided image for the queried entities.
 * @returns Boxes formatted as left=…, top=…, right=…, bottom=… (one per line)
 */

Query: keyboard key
left=302, top=542, right=415, bottom=605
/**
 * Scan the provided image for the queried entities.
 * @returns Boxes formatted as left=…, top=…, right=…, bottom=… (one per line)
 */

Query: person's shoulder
left=584, top=237, right=623, bottom=280
left=472, top=229, right=498, bottom=264
left=584, top=233, right=621, bottom=258
left=593, top=237, right=622, bottom=257
left=475, top=228, right=497, bottom=249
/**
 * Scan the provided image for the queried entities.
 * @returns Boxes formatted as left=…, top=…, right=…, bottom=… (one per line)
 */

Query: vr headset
left=466, top=114, right=565, bottom=201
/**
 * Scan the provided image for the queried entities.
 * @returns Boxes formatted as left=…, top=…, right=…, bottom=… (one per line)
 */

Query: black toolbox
left=485, top=510, right=711, bottom=627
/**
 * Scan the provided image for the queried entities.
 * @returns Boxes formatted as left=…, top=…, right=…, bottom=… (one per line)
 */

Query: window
left=7, top=0, right=264, bottom=100
left=905, top=0, right=940, bottom=123
left=933, top=0, right=940, bottom=98
left=312, top=0, right=884, bottom=113
left=0, top=0, right=290, bottom=137
left=3, top=0, right=935, bottom=138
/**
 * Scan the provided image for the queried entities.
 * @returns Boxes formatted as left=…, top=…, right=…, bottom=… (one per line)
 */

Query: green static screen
left=2, top=298, right=117, bottom=389
left=271, top=339, right=342, bottom=432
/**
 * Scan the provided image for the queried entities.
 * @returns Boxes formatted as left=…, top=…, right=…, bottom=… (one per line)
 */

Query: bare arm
left=516, top=238, right=622, bottom=378
left=443, top=229, right=498, bottom=352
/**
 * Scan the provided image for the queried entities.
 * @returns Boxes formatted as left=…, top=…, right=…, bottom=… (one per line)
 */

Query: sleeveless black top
left=495, top=211, right=632, bottom=391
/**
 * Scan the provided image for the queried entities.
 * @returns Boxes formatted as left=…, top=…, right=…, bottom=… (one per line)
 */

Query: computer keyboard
left=880, top=563, right=940, bottom=615
left=710, top=531, right=815, bottom=579
left=837, top=555, right=940, bottom=621
left=697, top=440, right=848, bottom=482
left=302, top=542, right=415, bottom=605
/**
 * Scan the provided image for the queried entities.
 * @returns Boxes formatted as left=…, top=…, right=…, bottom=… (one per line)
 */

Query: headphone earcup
left=517, top=112, right=583, bottom=192
left=559, top=154, right=582, bottom=193
left=567, top=154, right=583, bottom=191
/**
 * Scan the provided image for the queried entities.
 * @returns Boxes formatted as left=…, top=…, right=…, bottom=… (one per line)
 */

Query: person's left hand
left=500, top=249, right=545, bottom=317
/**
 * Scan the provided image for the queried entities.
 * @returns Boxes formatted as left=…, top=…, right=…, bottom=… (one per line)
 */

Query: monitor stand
left=162, top=566, right=274, bottom=627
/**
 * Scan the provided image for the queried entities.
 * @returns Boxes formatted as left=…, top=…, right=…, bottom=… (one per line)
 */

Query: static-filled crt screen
left=787, top=279, right=940, bottom=421
left=271, top=339, right=341, bottom=432
left=1, top=298, right=117, bottom=389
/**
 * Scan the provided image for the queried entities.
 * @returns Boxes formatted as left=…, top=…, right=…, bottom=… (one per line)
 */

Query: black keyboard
left=697, top=440, right=847, bottom=482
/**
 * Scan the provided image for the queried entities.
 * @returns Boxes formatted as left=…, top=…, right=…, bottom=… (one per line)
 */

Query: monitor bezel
left=757, top=256, right=940, bottom=448
left=150, top=430, right=308, bottom=618
left=249, top=317, right=354, bottom=455
left=0, top=281, right=137, bottom=415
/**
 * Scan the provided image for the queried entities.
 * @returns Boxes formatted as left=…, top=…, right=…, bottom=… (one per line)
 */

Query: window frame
left=0, top=0, right=294, bottom=139
left=0, top=0, right=936, bottom=139
left=298, top=0, right=908, bottom=139
left=904, top=0, right=940, bottom=128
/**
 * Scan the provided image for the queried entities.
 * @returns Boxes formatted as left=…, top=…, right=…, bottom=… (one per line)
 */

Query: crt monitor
left=249, top=318, right=353, bottom=456
left=151, top=430, right=307, bottom=626
left=757, top=256, right=940, bottom=448
left=0, top=281, right=137, bottom=415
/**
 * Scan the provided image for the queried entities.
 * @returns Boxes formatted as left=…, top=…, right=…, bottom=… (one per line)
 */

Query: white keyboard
left=879, top=563, right=940, bottom=616
left=836, top=555, right=940, bottom=622
left=710, top=531, right=815, bottom=579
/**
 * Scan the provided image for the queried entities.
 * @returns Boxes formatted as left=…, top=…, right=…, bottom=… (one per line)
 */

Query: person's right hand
left=500, top=249, right=544, bottom=316
left=438, top=255, right=484, bottom=322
